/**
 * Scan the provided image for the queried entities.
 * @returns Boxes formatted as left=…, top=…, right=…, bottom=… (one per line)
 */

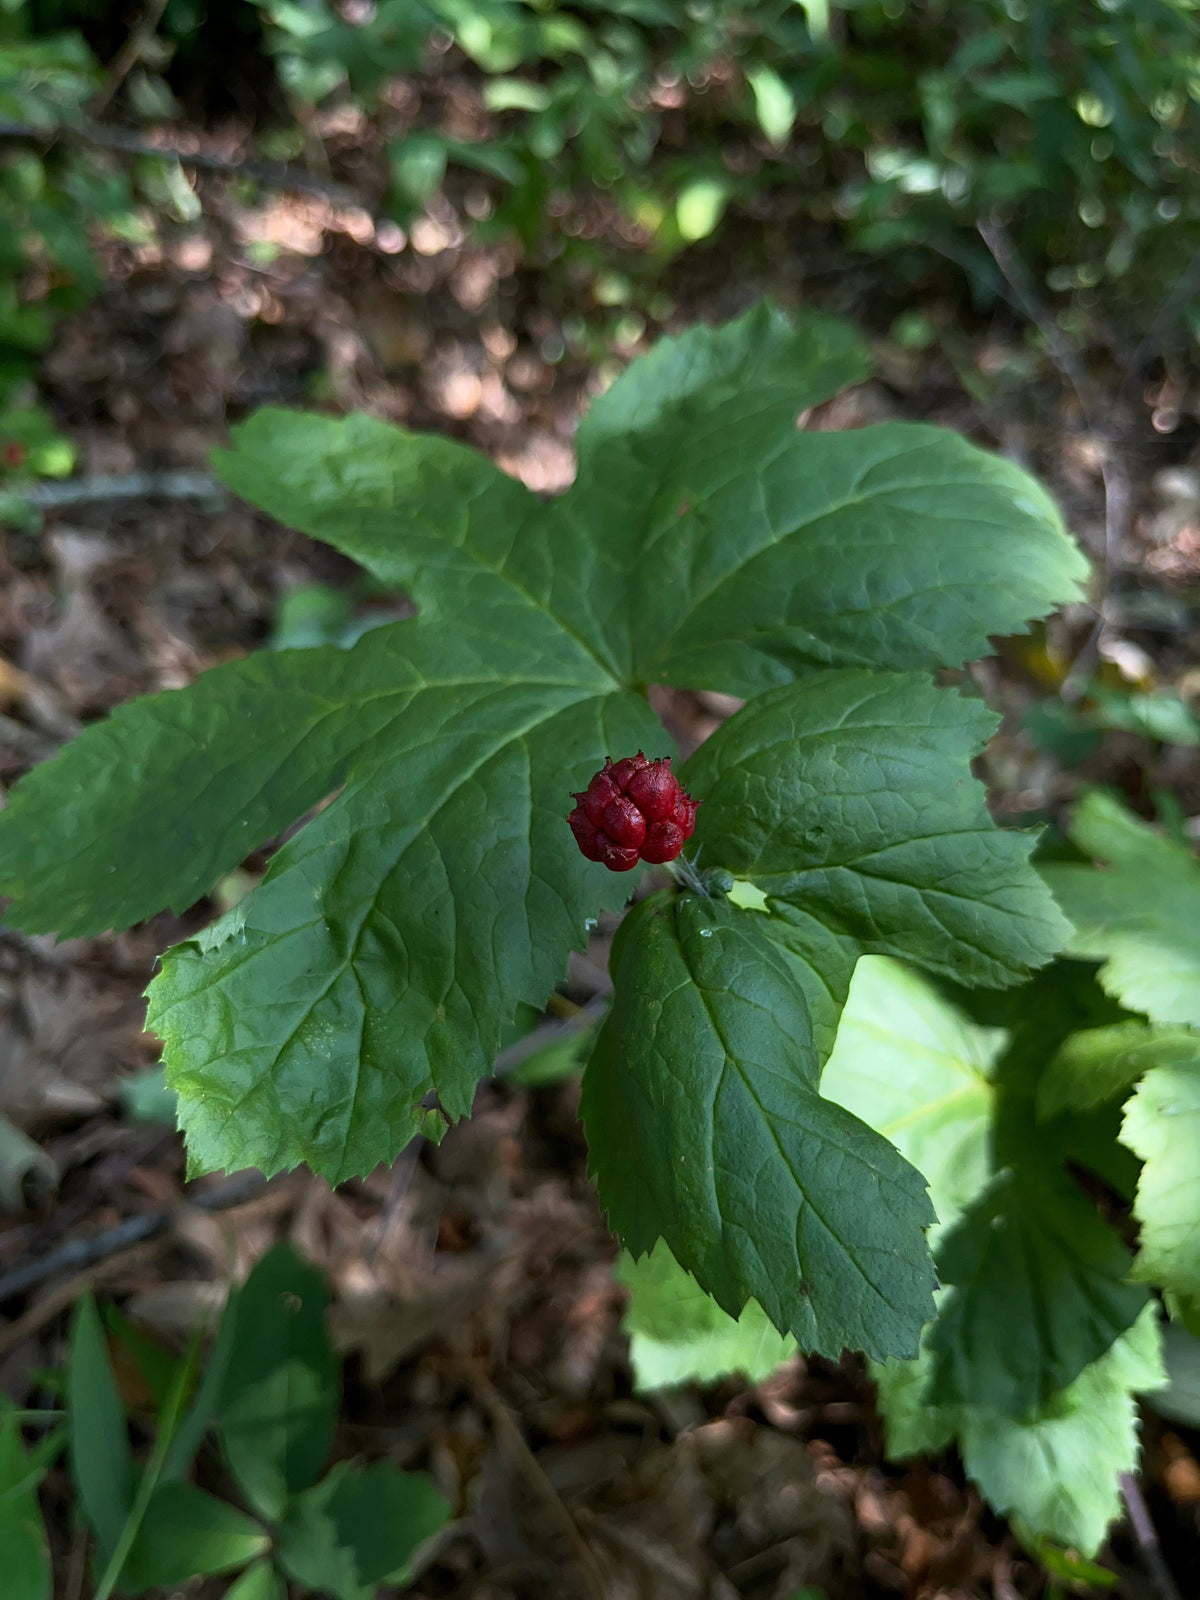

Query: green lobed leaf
left=1041, top=791, right=1200, bottom=1027
left=0, top=1404, right=51, bottom=1600
left=214, top=308, right=1082, bottom=705
left=276, top=1461, right=451, bottom=1600
left=927, top=1165, right=1147, bottom=1416
left=820, top=955, right=1004, bottom=1239
left=118, top=1484, right=268, bottom=1594
left=144, top=636, right=658, bottom=1181
left=571, top=426, right=1085, bottom=698
left=213, top=1245, right=339, bottom=1520
left=212, top=413, right=541, bottom=626
left=614, top=956, right=1005, bottom=1387
left=582, top=893, right=938, bottom=1362
left=1121, top=1057, right=1200, bottom=1299
left=877, top=1302, right=1166, bottom=1555
left=1036, top=1021, right=1199, bottom=1120
left=0, top=306, right=1084, bottom=1189
left=961, top=1303, right=1165, bottom=1556
left=684, top=672, right=1069, bottom=992
left=578, top=300, right=868, bottom=446
left=67, top=1294, right=133, bottom=1564
left=872, top=1323, right=959, bottom=1460
left=616, top=1240, right=796, bottom=1391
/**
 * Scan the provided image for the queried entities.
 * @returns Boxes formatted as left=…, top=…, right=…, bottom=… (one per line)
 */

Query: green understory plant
left=0, top=300, right=1089, bottom=1356
left=621, top=787, right=1200, bottom=1557
left=14, top=303, right=1200, bottom=1562
left=1, top=1244, right=449, bottom=1600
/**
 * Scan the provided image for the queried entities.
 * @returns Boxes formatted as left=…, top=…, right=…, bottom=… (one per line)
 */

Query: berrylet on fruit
left=568, top=754, right=699, bottom=871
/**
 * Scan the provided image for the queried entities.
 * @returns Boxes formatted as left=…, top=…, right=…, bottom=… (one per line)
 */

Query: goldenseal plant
left=0, top=303, right=1086, bottom=1368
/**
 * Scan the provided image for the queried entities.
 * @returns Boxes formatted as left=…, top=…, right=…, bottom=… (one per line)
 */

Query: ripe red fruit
left=567, top=752, right=699, bottom=871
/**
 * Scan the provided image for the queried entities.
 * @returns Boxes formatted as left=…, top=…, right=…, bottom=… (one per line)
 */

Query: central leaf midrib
left=692, top=970, right=916, bottom=1324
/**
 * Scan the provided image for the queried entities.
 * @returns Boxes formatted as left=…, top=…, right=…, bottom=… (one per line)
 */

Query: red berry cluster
left=568, top=753, right=699, bottom=872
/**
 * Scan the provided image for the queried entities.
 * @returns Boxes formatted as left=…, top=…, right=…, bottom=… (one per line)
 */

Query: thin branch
left=1120, top=1472, right=1184, bottom=1600
left=0, top=1167, right=265, bottom=1305
left=1115, top=241, right=1200, bottom=411
left=462, top=1358, right=610, bottom=1600
left=975, top=217, right=1131, bottom=701
left=492, top=990, right=609, bottom=1078
left=91, top=0, right=170, bottom=118
left=18, top=470, right=223, bottom=510
left=0, top=1238, right=170, bottom=1361
left=0, top=119, right=359, bottom=204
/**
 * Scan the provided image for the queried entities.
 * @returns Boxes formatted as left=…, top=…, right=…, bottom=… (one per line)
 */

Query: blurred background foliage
left=3, top=0, right=1200, bottom=378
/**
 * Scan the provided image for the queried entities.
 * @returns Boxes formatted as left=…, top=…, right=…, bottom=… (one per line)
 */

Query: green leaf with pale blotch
left=0, top=305, right=1082, bottom=1211
left=927, top=1165, right=1147, bottom=1416
left=617, top=1240, right=796, bottom=1390
left=1042, top=792, right=1200, bottom=1026
left=820, top=956, right=1004, bottom=1239
left=959, top=1304, right=1165, bottom=1555
left=213, top=1245, right=339, bottom=1519
left=877, top=1302, right=1165, bottom=1555
left=1121, top=1058, right=1200, bottom=1299
left=1037, top=1021, right=1199, bottom=1120
left=582, top=893, right=938, bottom=1361
left=276, top=1461, right=450, bottom=1600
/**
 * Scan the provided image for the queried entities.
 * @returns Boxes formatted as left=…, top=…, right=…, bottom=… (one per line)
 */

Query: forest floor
left=1, top=143, right=1200, bottom=1600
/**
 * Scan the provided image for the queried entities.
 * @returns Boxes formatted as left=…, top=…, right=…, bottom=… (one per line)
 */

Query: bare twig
left=462, top=1358, right=610, bottom=1600
left=17, top=470, right=223, bottom=511
left=492, top=990, right=609, bottom=1078
left=0, top=119, right=358, bottom=204
left=91, top=0, right=170, bottom=118
left=975, top=217, right=1131, bottom=700
left=1120, top=1472, right=1184, bottom=1600
left=0, top=1237, right=170, bottom=1361
left=0, top=1167, right=265, bottom=1305
left=1116, top=241, right=1200, bottom=411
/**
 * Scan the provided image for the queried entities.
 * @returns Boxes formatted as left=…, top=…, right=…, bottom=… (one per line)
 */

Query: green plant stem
left=92, top=1328, right=204, bottom=1600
